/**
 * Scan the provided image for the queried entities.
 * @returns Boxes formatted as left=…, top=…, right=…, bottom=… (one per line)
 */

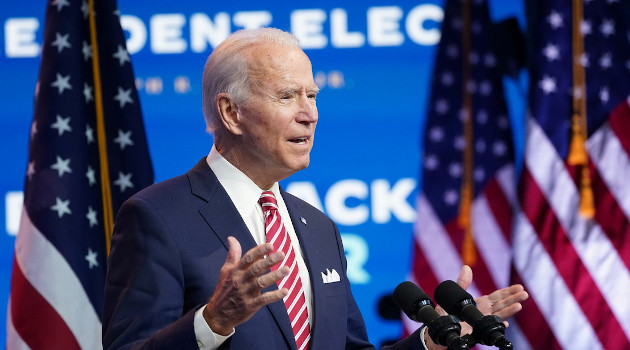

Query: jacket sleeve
left=102, top=197, right=201, bottom=350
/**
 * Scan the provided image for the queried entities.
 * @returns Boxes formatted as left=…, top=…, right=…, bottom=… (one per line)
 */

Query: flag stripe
left=524, top=119, right=630, bottom=341
left=416, top=196, right=488, bottom=297
left=512, top=210, right=602, bottom=349
left=590, top=158, right=630, bottom=271
left=520, top=167, right=628, bottom=348
left=508, top=267, right=561, bottom=350
left=483, top=175, right=512, bottom=242
left=608, top=98, right=630, bottom=157
left=13, top=208, right=102, bottom=349
left=6, top=298, right=31, bottom=350
left=415, top=196, right=469, bottom=289
left=410, top=240, right=440, bottom=300
left=471, top=194, right=507, bottom=293
left=589, top=116, right=630, bottom=223
left=10, top=258, right=80, bottom=350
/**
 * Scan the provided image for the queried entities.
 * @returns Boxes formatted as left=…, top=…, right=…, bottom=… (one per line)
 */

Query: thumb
left=225, top=236, right=242, bottom=266
left=456, top=265, right=473, bottom=290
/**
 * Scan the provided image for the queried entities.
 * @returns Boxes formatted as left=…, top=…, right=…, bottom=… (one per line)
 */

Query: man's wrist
left=203, top=303, right=233, bottom=336
left=420, top=326, right=429, bottom=350
left=195, top=305, right=234, bottom=350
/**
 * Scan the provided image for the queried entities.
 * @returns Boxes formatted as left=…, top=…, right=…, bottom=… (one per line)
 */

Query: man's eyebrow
left=277, top=86, right=320, bottom=95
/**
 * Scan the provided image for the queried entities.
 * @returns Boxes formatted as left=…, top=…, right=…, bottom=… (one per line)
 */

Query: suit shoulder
left=129, top=173, right=190, bottom=204
left=282, top=190, right=329, bottom=220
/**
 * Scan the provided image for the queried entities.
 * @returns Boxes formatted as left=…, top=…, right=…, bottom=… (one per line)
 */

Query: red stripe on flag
left=466, top=256, right=497, bottom=297
left=509, top=266, right=563, bottom=350
left=10, top=256, right=81, bottom=350
left=589, top=161, right=630, bottom=270
left=520, top=168, right=628, bottom=349
left=608, top=99, right=630, bottom=156
left=484, top=178, right=513, bottom=243
left=411, top=241, right=440, bottom=299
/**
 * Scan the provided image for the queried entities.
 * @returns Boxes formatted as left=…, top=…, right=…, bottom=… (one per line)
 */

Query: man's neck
left=214, top=142, right=278, bottom=190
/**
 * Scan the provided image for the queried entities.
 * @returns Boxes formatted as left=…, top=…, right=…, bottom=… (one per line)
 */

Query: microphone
left=393, top=281, right=471, bottom=350
left=434, top=280, right=512, bottom=350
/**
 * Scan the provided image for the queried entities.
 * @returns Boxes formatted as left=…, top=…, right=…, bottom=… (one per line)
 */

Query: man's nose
left=297, top=96, right=318, bottom=123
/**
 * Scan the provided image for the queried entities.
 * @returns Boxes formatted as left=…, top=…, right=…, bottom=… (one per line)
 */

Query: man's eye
left=308, top=93, right=317, bottom=99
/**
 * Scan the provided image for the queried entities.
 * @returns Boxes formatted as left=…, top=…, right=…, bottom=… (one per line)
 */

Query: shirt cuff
left=419, top=326, right=429, bottom=350
left=194, top=305, right=234, bottom=350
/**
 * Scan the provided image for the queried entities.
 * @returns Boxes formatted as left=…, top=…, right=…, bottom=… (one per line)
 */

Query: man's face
left=234, top=44, right=319, bottom=185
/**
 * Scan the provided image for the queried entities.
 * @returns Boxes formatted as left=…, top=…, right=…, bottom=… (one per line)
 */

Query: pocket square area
left=321, top=268, right=341, bottom=284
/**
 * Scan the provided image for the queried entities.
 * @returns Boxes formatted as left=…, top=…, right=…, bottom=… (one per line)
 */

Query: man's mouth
left=289, top=137, right=308, bottom=145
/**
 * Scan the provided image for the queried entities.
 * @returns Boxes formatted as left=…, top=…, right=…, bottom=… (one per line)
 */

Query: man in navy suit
left=102, top=27, right=528, bottom=350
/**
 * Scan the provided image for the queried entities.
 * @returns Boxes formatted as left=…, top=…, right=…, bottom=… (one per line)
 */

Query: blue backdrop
left=0, top=0, right=524, bottom=346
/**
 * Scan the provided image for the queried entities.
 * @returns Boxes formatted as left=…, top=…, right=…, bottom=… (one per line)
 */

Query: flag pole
left=458, top=0, right=477, bottom=266
left=88, top=0, right=115, bottom=254
left=567, top=0, right=595, bottom=218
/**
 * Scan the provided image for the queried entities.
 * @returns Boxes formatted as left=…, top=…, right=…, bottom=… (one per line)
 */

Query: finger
left=487, top=284, right=525, bottom=304
left=490, top=290, right=529, bottom=313
left=251, top=266, right=290, bottom=292
left=456, top=265, right=473, bottom=290
left=238, top=243, right=274, bottom=270
left=493, top=301, right=523, bottom=321
left=251, top=288, right=289, bottom=309
left=244, top=250, right=285, bottom=280
left=225, top=236, right=242, bottom=266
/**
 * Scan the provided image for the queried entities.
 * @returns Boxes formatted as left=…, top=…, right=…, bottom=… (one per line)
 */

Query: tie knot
left=259, top=191, right=278, bottom=211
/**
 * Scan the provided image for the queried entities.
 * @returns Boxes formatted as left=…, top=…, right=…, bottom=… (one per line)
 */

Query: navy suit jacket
left=103, top=159, right=422, bottom=349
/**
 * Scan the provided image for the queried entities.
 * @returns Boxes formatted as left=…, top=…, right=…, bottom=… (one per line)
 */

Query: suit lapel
left=187, top=159, right=257, bottom=253
left=187, top=159, right=297, bottom=349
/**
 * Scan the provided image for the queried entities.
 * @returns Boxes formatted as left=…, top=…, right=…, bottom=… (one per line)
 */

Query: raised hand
left=425, top=265, right=529, bottom=350
left=455, top=265, right=529, bottom=328
left=203, top=236, right=289, bottom=335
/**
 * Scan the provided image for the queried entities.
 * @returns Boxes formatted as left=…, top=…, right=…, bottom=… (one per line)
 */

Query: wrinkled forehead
left=246, top=43, right=313, bottom=82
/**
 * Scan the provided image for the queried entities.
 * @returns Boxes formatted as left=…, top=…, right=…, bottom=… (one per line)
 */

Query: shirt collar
left=206, top=146, right=280, bottom=214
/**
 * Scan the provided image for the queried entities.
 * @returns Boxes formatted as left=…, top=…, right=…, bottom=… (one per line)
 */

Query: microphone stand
left=470, top=315, right=513, bottom=350
left=425, top=316, right=476, bottom=350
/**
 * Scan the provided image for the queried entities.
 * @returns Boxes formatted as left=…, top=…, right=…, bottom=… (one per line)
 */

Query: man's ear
left=216, top=93, right=243, bottom=135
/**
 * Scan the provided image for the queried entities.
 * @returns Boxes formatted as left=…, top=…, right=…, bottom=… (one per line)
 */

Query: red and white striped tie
left=259, top=191, right=311, bottom=350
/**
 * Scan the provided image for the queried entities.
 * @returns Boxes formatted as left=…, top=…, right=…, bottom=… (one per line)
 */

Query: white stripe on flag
left=415, top=195, right=481, bottom=297
left=472, top=194, right=511, bottom=289
left=505, top=321, right=532, bottom=350
left=495, top=164, right=516, bottom=205
left=15, top=207, right=102, bottom=350
left=588, top=121, right=630, bottom=219
left=415, top=195, right=463, bottom=282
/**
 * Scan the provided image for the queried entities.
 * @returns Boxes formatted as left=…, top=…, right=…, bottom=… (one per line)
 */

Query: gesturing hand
left=203, top=236, right=289, bottom=335
left=424, top=265, right=529, bottom=350
left=455, top=265, right=529, bottom=331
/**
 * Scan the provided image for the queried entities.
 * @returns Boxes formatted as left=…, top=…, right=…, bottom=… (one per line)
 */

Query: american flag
left=405, top=0, right=518, bottom=345
left=513, top=0, right=630, bottom=348
left=7, top=0, right=153, bottom=349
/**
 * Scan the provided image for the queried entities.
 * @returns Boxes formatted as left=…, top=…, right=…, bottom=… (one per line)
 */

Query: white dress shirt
left=194, top=146, right=314, bottom=350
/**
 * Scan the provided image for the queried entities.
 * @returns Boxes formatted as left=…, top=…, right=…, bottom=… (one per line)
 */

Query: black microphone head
left=393, top=281, right=433, bottom=322
left=434, top=280, right=475, bottom=317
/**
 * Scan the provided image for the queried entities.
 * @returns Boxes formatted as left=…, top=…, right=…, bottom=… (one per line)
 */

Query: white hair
left=201, top=28, right=301, bottom=133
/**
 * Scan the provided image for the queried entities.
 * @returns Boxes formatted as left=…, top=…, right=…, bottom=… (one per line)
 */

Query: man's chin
left=290, top=158, right=310, bottom=173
